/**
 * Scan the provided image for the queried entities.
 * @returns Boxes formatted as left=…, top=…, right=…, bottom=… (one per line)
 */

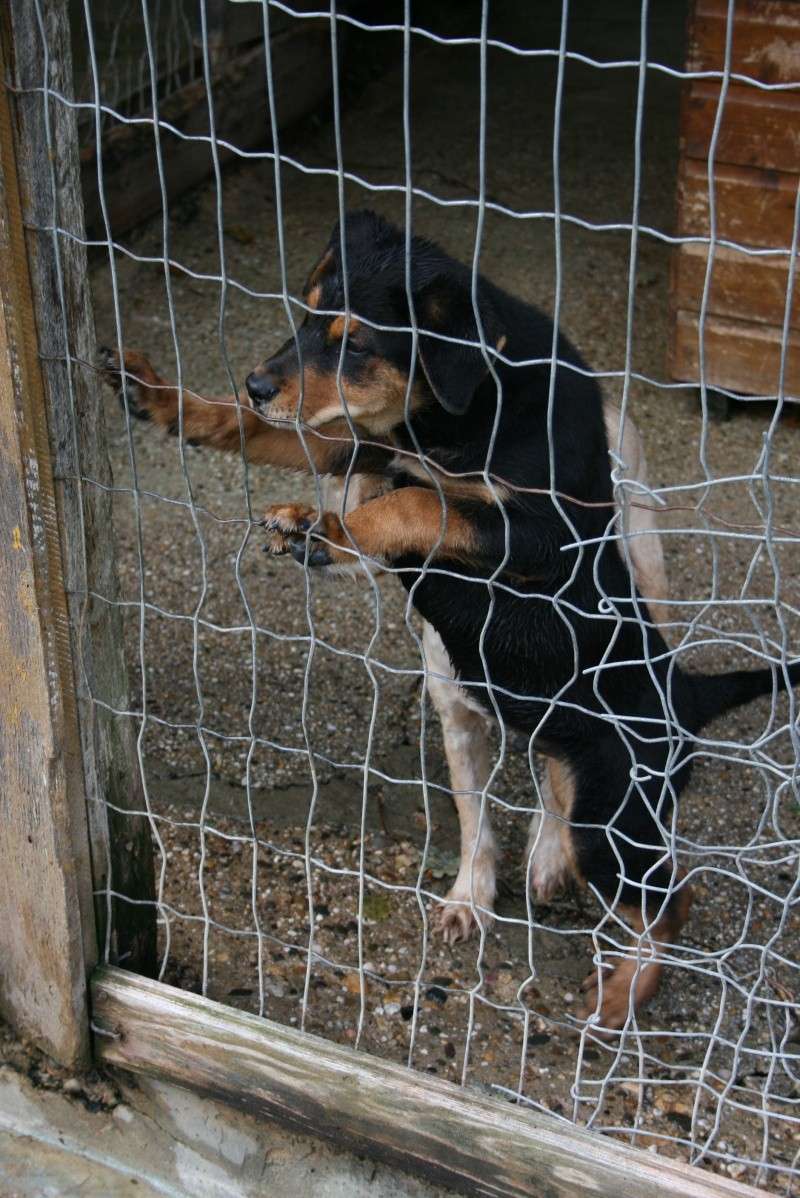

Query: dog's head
left=245, top=210, right=505, bottom=432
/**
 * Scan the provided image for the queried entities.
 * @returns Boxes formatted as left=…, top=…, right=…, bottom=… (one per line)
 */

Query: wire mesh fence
left=16, top=0, right=800, bottom=1191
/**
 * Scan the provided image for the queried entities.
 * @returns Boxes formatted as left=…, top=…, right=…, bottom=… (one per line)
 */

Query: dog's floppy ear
left=414, top=274, right=504, bottom=415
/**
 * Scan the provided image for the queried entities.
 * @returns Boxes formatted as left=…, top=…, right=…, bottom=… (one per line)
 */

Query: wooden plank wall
left=669, top=0, right=800, bottom=399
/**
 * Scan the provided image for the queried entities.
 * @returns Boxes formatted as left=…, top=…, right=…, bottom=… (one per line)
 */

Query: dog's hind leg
left=423, top=622, right=497, bottom=943
left=569, top=745, right=693, bottom=1031
left=525, top=410, right=667, bottom=908
left=603, top=400, right=669, bottom=628
left=580, top=871, right=693, bottom=1032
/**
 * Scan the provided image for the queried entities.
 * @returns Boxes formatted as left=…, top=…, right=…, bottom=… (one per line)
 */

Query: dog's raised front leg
left=99, top=347, right=365, bottom=473
left=260, top=485, right=490, bottom=570
left=423, top=623, right=497, bottom=944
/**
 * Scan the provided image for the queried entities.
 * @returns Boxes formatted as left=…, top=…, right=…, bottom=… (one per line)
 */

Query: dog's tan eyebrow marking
left=304, top=250, right=335, bottom=309
left=328, top=314, right=361, bottom=342
left=309, top=249, right=333, bottom=286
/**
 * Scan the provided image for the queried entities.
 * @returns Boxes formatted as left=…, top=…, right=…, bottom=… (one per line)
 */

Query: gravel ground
left=83, top=1, right=800, bottom=1189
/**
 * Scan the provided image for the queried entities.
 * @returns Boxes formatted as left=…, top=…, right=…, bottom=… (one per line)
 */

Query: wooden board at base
left=92, top=966, right=768, bottom=1198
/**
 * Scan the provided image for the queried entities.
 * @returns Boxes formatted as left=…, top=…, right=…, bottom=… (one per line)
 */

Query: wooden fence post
left=0, top=0, right=158, bottom=1065
left=0, top=13, right=97, bottom=1069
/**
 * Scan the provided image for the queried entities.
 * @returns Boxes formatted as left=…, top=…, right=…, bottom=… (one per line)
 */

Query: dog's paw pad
left=289, top=538, right=331, bottom=568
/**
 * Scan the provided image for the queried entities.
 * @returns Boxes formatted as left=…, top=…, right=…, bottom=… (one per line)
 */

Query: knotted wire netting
left=22, top=0, right=800, bottom=1189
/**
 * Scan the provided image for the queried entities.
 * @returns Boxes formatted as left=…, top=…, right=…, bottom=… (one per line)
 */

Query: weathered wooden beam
left=5, top=0, right=157, bottom=976
left=0, top=7, right=96, bottom=1068
left=92, top=967, right=765, bottom=1198
left=80, top=22, right=331, bottom=239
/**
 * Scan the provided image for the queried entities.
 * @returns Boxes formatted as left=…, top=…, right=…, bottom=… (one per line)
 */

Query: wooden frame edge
left=92, top=967, right=766, bottom=1198
left=6, top=0, right=158, bottom=975
left=0, top=7, right=96, bottom=1068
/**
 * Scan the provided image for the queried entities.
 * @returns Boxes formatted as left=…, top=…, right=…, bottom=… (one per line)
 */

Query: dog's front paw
left=259, top=504, right=362, bottom=568
left=433, top=860, right=496, bottom=945
left=97, top=346, right=158, bottom=423
left=260, top=502, right=313, bottom=557
left=260, top=503, right=339, bottom=566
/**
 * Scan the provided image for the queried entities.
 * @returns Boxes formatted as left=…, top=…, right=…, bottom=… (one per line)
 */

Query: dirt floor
left=81, top=1, right=800, bottom=1191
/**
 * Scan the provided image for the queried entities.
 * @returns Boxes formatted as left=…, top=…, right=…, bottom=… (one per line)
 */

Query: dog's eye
left=346, top=343, right=369, bottom=358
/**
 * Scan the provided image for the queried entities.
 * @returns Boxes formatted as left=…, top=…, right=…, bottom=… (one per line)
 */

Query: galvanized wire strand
left=256, top=0, right=316, bottom=1027
left=683, top=5, right=747, bottom=1168
left=323, top=0, right=390, bottom=1050
left=456, top=0, right=517, bottom=1089
left=139, top=0, right=216, bottom=1000
left=262, top=0, right=800, bottom=91
left=18, top=108, right=800, bottom=257
left=582, top=1, right=661, bottom=1127
left=398, top=0, right=440, bottom=1072
left=194, top=0, right=244, bottom=1002
left=21, top=222, right=800, bottom=410
left=523, top=0, right=601, bottom=1103
left=77, top=628, right=797, bottom=759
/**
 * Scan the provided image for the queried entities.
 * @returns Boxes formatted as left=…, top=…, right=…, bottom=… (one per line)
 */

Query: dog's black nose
left=246, top=372, right=279, bottom=406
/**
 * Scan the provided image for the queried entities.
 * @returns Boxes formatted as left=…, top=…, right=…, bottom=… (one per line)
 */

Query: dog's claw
left=97, top=346, right=151, bottom=421
left=434, top=898, right=491, bottom=945
left=260, top=515, right=312, bottom=534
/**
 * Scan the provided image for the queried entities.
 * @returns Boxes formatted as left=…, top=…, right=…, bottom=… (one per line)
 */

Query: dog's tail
left=691, top=659, right=800, bottom=732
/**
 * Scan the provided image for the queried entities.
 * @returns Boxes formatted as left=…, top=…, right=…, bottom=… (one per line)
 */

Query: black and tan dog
left=101, top=210, right=800, bottom=1030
